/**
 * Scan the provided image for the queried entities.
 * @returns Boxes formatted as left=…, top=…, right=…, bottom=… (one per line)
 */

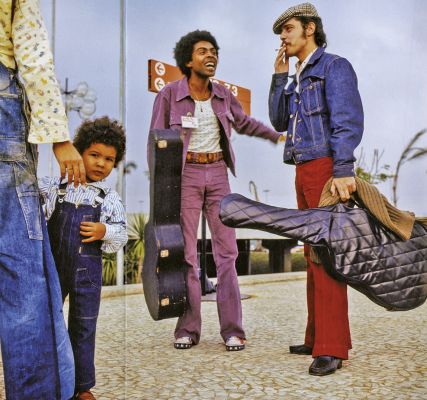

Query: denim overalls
left=0, top=62, right=74, bottom=399
left=47, top=182, right=105, bottom=394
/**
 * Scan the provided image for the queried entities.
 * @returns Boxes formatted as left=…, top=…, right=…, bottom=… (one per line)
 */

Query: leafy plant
left=392, top=129, right=427, bottom=205
left=355, top=148, right=393, bottom=185
left=102, top=252, right=117, bottom=286
left=127, top=213, right=147, bottom=283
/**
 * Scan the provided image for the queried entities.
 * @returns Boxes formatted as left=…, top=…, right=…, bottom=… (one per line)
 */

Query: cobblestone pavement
left=1, top=272, right=426, bottom=399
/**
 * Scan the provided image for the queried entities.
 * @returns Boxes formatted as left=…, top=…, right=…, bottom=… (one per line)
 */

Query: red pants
left=295, top=157, right=352, bottom=359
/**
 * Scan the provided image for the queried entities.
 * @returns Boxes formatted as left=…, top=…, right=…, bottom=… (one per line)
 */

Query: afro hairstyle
left=174, top=30, right=220, bottom=78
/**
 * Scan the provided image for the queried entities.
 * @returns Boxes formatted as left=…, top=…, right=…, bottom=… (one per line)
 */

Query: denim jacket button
left=289, top=114, right=294, bottom=119
left=288, top=134, right=293, bottom=139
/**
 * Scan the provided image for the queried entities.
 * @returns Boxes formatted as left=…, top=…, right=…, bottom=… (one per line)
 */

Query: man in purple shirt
left=149, top=30, right=283, bottom=351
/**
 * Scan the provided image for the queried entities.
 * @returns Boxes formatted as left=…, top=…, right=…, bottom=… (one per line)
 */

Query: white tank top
left=187, top=98, right=222, bottom=153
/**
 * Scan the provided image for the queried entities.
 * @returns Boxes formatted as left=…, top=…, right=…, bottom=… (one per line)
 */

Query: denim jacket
left=269, top=47, right=364, bottom=177
left=150, top=77, right=281, bottom=176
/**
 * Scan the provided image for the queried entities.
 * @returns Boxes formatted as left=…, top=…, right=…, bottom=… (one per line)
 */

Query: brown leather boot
left=75, top=390, right=96, bottom=400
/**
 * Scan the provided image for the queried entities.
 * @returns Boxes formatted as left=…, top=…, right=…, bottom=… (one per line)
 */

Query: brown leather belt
left=186, top=151, right=223, bottom=164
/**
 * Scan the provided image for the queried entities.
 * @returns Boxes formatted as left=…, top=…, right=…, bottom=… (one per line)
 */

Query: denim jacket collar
left=175, top=76, right=226, bottom=102
left=305, top=46, right=325, bottom=68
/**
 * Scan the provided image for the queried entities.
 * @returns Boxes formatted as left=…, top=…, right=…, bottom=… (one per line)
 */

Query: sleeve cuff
left=333, top=164, right=355, bottom=178
left=102, top=224, right=114, bottom=242
left=272, top=72, right=289, bottom=86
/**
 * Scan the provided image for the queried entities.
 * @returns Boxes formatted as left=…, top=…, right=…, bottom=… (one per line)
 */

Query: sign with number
left=148, top=59, right=251, bottom=115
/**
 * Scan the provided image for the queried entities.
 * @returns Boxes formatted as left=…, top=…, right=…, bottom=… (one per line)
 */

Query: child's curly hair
left=73, top=116, right=126, bottom=167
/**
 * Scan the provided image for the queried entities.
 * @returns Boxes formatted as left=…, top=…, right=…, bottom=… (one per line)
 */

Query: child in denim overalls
left=39, top=117, right=128, bottom=400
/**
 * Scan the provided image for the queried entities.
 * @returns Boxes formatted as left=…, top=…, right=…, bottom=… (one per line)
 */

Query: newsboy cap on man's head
left=272, top=3, right=319, bottom=34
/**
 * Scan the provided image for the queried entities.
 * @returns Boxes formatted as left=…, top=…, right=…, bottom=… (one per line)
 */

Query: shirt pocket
left=169, top=111, right=183, bottom=130
left=300, top=78, right=326, bottom=116
left=0, top=73, right=26, bottom=161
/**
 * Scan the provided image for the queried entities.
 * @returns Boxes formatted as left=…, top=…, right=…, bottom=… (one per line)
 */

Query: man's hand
left=331, top=176, right=356, bottom=202
left=52, top=141, right=86, bottom=187
left=80, top=222, right=106, bottom=243
left=274, top=44, right=289, bottom=74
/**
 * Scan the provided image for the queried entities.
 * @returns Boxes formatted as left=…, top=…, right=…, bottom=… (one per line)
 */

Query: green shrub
left=102, top=252, right=117, bottom=286
left=248, top=251, right=307, bottom=274
left=291, top=252, right=307, bottom=271
left=249, top=252, right=270, bottom=274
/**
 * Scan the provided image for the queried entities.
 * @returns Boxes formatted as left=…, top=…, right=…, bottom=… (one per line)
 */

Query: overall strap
left=93, top=188, right=106, bottom=208
left=56, top=181, right=68, bottom=204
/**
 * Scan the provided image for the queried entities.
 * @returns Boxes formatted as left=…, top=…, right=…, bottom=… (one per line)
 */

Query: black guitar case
left=220, top=193, right=427, bottom=311
left=143, top=129, right=187, bottom=320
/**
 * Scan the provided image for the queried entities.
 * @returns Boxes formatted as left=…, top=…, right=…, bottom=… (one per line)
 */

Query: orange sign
left=148, top=59, right=251, bottom=115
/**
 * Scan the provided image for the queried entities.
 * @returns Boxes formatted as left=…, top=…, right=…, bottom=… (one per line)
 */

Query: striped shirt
left=38, top=177, right=127, bottom=253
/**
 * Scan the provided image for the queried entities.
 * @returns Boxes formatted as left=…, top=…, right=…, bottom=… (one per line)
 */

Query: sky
left=38, top=0, right=427, bottom=215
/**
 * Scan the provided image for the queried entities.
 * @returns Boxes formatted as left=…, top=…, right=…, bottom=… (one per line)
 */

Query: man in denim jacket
left=269, top=3, right=364, bottom=376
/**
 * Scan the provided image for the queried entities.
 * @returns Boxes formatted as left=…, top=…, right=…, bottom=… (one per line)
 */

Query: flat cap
left=272, top=3, right=319, bottom=34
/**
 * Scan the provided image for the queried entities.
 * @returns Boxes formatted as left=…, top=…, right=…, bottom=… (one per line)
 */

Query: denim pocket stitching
left=76, top=267, right=101, bottom=289
left=13, top=164, right=43, bottom=240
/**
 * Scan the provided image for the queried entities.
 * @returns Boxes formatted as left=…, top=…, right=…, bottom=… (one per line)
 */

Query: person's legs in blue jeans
left=0, top=161, right=74, bottom=399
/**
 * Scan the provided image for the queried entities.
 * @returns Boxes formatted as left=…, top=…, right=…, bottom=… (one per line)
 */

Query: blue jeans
left=0, top=62, right=74, bottom=399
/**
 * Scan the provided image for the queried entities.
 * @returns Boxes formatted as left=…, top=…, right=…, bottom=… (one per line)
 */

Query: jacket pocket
left=301, top=79, right=326, bottom=116
left=169, top=111, right=183, bottom=130
left=0, top=79, right=26, bottom=161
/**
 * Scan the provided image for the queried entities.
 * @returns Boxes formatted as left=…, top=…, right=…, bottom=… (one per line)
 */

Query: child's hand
left=80, top=222, right=106, bottom=242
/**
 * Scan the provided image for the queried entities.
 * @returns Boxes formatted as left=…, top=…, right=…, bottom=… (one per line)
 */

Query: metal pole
left=200, top=214, right=207, bottom=296
left=116, top=0, right=126, bottom=286
left=49, top=0, right=56, bottom=177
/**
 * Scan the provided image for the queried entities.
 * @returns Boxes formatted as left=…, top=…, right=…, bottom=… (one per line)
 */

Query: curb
left=101, top=271, right=307, bottom=299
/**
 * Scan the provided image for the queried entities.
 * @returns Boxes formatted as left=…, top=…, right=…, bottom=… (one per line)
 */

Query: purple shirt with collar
left=150, top=76, right=281, bottom=176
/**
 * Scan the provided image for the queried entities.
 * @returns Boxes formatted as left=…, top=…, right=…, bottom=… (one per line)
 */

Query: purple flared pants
left=175, top=160, right=245, bottom=344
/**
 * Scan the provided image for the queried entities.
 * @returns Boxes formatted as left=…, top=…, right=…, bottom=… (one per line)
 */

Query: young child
left=39, top=116, right=128, bottom=400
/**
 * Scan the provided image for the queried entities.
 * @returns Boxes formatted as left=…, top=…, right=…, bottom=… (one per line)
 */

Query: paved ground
left=1, top=272, right=426, bottom=399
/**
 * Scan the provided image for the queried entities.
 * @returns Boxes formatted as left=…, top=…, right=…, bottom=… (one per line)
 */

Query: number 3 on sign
left=223, top=82, right=238, bottom=97
left=210, top=79, right=239, bottom=97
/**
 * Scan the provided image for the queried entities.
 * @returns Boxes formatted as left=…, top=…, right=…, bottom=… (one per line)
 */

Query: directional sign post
left=148, top=59, right=251, bottom=115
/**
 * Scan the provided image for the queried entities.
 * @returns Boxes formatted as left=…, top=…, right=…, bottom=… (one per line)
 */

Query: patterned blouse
left=0, top=0, right=69, bottom=144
